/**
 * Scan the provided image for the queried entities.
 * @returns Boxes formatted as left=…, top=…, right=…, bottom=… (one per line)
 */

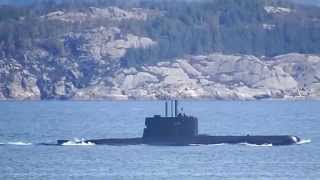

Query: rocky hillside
left=1, top=52, right=320, bottom=100
left=0, top=0, right=320, bottom=100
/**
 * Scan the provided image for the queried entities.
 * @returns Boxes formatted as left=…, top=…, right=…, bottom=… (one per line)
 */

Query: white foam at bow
left=291, top=136, right=299, bottom=143
left=62, top=138, right=95, bottom=146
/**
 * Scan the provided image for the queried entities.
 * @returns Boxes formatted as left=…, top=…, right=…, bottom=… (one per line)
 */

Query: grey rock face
left=42, top=7, right=160, bottom=23
left=106, top=53, right=302, bottom=100
left=1, top=53, right=319, bottom=100
left=0, top=64, right=40, bottom=100
left=270, top=53, right=320, bottom=98
left=64, top=26, right=156, bottom=60
left=0, top=22, right=156, bottom=100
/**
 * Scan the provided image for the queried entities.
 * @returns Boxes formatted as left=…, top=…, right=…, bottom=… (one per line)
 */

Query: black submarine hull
left=57, top=135, right=299, bottom=146
left=57, top=100, right=302, bottom=146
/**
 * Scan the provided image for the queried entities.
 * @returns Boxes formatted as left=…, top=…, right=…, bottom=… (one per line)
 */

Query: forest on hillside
left=0, top=0, right=320, bottom=67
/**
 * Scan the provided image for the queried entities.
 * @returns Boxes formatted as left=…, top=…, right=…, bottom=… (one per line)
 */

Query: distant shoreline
left=0, top=97, right=319, bottom=102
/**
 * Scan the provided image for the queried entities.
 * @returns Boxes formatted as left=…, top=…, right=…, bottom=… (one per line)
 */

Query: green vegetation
left=0, top=0, right=320, bottom=67
left=121, top=0, right=320, bottom=66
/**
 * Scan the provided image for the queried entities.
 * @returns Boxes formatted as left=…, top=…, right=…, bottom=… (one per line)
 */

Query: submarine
left=57, top=100, right=301, bottom=146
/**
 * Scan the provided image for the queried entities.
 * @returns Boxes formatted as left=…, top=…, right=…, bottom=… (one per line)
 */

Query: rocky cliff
left=73, top=53, right=320, bottom=100
left=1, top=51, right=320, bottom=100
left=1, top=2, right=320, bottom=100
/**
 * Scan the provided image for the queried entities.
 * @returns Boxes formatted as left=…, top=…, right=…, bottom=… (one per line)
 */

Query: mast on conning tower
left=164, top=100, right=179, bottom=117
left=175, top=100, right=178, bottom=117
left=165, top=101, right=168, bottom=117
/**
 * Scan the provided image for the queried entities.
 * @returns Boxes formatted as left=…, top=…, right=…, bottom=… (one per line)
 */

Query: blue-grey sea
left=0, top=101, right=319, bottom=180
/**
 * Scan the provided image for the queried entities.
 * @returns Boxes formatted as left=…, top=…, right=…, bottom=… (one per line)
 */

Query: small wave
left=297, top=139, right=312, bottom=145
left=62, top=138, right=95, bottom=146
left=189, top=144, right=201, bottom=146
left=206, top=143, right=226, bottom=146
left=240, top=143, right=273, bottom=147
left=212, top=143, right=225, bottom=146
left=190, top=143, right=225, bottom=146
left=7, top=142, right=32, bottom=146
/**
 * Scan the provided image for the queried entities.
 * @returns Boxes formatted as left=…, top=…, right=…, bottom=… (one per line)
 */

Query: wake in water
left=210, top=143, right=226, bottom=146
left=0, top=142, right=33, bottom=146
left=297, top=139, right=312, bottom=145
left=190, top=143, right=226, bottom=146
left=240, top=143, right=273, bottom=147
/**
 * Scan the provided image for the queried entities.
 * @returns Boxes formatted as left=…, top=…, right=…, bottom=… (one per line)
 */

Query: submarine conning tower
left=143, top=100, right=198, bottom=139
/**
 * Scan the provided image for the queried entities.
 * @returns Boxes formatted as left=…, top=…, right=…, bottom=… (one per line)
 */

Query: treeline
left=120, top=0, right=320, bottom=66
left=0, top=0, right=320, bottom=67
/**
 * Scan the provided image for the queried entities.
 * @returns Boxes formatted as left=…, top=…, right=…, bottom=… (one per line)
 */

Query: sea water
left=0, top=101, right=319, bottom=180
